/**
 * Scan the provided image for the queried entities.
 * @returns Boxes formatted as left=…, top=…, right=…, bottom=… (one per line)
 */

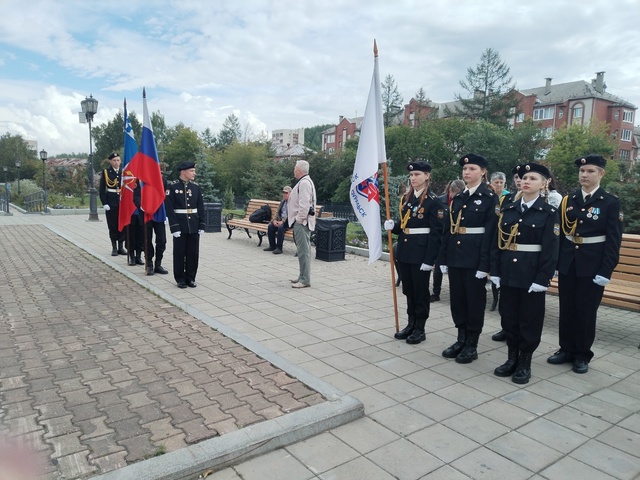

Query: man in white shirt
left=287, top=161, right=316, bottom=288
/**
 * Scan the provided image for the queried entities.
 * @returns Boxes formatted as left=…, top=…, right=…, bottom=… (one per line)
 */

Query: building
left=272, top=143, right=314, bottom=162
left=321, top=116, right=363, bottom=154
left=402, top=72, right=638, bottom=161
left=271, top=128, right=304, bottom=147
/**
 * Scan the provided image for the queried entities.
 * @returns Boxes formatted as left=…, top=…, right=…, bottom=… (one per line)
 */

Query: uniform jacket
left=557, top=187, right=622, bottom=278
left=287, top=175, right=316, bottom=231
left=99, top=167, right=122, bottom=209
left=494, top=197, right=559, bottom=288
left=164, top=179, right=205, bottom=235
left=439, top=182, right=499, bottom=272
left=392, top=191, right=446, bottom=266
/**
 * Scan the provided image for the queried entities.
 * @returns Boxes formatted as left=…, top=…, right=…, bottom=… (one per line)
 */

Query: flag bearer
left=547, top=155, right=622, bottom=374
left=439, top=153, right=499, bottom=363
left=492, top=163, right=559, bottom=384
left=384, top=161, right=445, bottom=345
left=99, top=153, right=127, bottom=256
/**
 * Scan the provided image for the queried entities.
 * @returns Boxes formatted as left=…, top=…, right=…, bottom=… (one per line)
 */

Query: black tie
left=585, top=194, right=591, bottom=202
left=522, top=204, right=528, bottom=213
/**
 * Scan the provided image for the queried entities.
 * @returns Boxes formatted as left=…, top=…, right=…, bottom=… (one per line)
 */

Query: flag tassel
left=382, top=162, right=400, bottom=333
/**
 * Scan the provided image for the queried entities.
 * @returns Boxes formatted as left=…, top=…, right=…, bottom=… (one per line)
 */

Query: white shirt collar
left=413, top=188, right=425, bottom=198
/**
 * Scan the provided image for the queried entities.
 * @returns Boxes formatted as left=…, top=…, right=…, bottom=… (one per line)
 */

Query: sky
left=1, top=0, right=639, bottom=156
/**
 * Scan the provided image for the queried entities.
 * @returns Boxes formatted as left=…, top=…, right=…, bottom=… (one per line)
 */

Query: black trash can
left=203, top=203, right=223, bottom=233
left=315, top=217, right=349, bottom=262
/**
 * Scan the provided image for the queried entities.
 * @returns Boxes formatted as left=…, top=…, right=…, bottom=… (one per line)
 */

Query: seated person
left=264, top=186, right=291, bottom=254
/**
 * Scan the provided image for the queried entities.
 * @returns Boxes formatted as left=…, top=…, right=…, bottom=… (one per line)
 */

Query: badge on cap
left=463, top=157, right=469, bottom=163
left=581, top=158, right=586, bottom=164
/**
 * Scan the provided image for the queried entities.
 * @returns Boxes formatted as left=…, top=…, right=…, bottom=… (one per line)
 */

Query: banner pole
left=382, top=162, right=399, bottom=333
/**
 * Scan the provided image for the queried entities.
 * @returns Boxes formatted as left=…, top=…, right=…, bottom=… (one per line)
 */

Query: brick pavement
left=1, top=211, right=640, bottom=480
left=0, top=225, right=328, bottom=479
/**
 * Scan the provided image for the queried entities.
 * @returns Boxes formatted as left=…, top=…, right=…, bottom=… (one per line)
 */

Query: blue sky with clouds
left=1, top=0, right=639, bottom=155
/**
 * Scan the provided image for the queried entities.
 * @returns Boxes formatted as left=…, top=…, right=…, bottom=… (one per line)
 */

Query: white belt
left=565, top=235, right=606, bottom=245
left=174, top=208, right=197, bottom=214
left=506, top=244, right=542, bottom=252
left=456, top=227, right=485, bottom=234
left=106, top=188, right=120, bottom=193
left=403, top=228, right=430, bottom=235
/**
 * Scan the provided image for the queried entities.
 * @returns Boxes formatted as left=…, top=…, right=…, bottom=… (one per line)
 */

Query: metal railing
left=24, top=191, right=46, bottom=213
left=0, top=190, right=9, bottom=213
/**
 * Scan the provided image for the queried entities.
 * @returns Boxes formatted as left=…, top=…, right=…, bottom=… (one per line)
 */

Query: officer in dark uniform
left=128, top=181, right=145, bottom=267
left=492, top=163, right=559, bottom=384
left=133, top=178, right=169, bottom=275
left=99, top=153, right=127, bottom=256
left=165, top=161, right=205, bottom=288
left=548, top=154, right=623, bottom=374
left=439, top=153, right=499, bottom=363
left=384, top=161, right=445, bottom=344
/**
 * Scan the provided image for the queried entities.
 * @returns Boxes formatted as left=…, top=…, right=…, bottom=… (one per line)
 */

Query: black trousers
left=397, top=262, right=431, bottom=323
left=431, top=262, right=443, bottom=295
left=145, top=221, right=167, bottom=266
left=172, top=233, right=200, bottom=283
left=267, top=222, right=288, bottom=250
left=105, top=208, right=125, bottom=242
left=558, top=260, right=604, bottom=362
left=127, top=214, right=144, bottom=259
left=448, top=267, right=486, bottom=334
left=500, top=285, right=545, bottom=353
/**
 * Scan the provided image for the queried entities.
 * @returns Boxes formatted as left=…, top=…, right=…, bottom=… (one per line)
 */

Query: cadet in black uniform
left=128, top=181, right=145, bottom=266
left=439, top=153, right=499, bottom=363
left=384, top=161, right=445, bottom=344
left=99, top=153, right=127, bottom=256
left=492, top=163, right=559, bottom=384
left=548, top=155, right=623, bottom=374
left=165, top=161, right=205, bottom=288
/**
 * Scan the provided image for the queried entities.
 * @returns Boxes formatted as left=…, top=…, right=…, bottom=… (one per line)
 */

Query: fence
left=24, top=191, right=46, bottom=213
left=318, top=204, right=357, bottom=222
left=0, top=189, right=9, bottom=213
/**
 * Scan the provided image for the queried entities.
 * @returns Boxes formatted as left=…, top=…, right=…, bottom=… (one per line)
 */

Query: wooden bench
left=548, top=233, right=640, bottom=312
left=224, top=199, right=323, bottom=247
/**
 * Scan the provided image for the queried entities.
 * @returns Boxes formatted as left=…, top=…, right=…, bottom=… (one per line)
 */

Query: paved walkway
left=1, top=210, right=639, bottom=480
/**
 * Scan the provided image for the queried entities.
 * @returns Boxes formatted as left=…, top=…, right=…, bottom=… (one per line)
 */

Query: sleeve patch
left=553, top=224, right=560, bottom=236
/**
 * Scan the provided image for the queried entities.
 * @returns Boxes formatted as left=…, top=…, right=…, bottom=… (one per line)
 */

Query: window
left=623, top=110, right=634, bottom=123
left=558, top=109, right=564, bottom=119
left=573, top=107, right=583, bottom=118
left=516, top=113, right=524, bottom=123
left=533, top=107, right=554, bottom=120
left=621, top=129, right=632, bottom=141
left=614, top=110, right=620, bottom=121
left=619, top=149, right=630, bottom=160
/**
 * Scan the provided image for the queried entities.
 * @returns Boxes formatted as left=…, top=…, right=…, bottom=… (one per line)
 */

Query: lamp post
left=40, top=149, right=48, bottom=213
left=81, top=94, right=99, bottom=221
left=2, top=166, right=9, bottom=214
left=15, top=158, right=21, bottom=194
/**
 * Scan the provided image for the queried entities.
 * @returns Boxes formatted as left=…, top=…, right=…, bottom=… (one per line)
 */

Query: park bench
left=224, top=199, right=323, bottom=247
left=547, top=233, right=640, bottom=312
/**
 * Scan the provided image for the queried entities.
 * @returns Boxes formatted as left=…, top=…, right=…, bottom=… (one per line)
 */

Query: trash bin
left=203, top=202, right=223, bottom=232
left=315, top=217, right=349, bottom=262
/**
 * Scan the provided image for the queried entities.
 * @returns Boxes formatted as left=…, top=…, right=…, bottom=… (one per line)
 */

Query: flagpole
left=374, top=40, right=400, bottom=333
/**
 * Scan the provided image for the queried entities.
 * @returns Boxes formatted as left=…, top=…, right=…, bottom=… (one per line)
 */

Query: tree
left=92, top=111, right=141, bottom=166
left=0, top=133, right=39, bottom=183
left=303, top=124, right=334, bottom=151
left=381, top=74, right=404, bottom=127
left=163, top=127, right=204, bottom=180
left=200, top=128, right=217, bottom=149
left=151, top=111, right=168, bottom=149
left=194, top=153, right=220, bottom=202
left=452, top=48, right=519, bottom=127
left=545, top=121, right=617, bottom=193
left=216, top=113, right=242, bottom=149
left=412, top=87, right=433, bottom=127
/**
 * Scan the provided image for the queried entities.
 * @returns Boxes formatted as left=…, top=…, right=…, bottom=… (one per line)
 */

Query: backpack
left=249, top=204, right=272, bottom=223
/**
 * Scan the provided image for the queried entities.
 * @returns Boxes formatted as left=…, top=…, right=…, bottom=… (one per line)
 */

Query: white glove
left=490, top=276, right=501, bottom=288
left=593, top=275, right=610, bottom=287
left=172, top=231, right=181, bottom=238
left=198, top=230, right=205, bottom=235
left=103, top=205, right=111, bottom=211
left=528, top=283, right=547, bottom=293
left=384, top=219, right=394, bottom=231
left=475, top=271, right=488, bottom=280
left=420, top=264, right=433, bottom=272
left=440, top=265, right=448, bottom=274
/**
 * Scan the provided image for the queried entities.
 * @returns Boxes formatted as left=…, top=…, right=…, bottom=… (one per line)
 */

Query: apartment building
left=271, top=128, right=304, bottom=147
left=321, top=116, right=363, bottom=153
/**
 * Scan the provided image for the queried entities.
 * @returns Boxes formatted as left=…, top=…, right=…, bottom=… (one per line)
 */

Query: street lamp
left=2, top=166, right=9, bottom=214
left=80, top=94, right=99, bottom=221
left=15, top=158, right=21, bottom=194
left=40, top=149, right=48, bottom=213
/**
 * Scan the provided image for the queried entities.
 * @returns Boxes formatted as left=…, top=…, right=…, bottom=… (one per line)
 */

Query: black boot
left=442, top=329, right=466, bottom=358
left=111, top=241, right=118, bottom=256
left=117, top=241, right=127, bottom=255
left=135, top=255, right=145, bottom=265
left=455, top=333, right=479, bottom=364
left=494, top=347, right=519, bottom=377
left=512, top=351, right=532, bottom=384
left=128, top=255, right=136, bottom=266
left=146, top=262, right=155, bottom=275
left=406, top=318, right=426, bottom=344
left=394, top=316, right=415, bottom=340
left=154, top=261, right=169, bottom=274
